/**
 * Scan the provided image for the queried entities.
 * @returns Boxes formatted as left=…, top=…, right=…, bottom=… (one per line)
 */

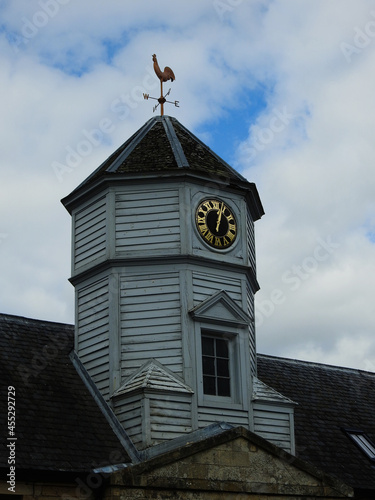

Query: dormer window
left=202, top=334, right=231, bottom=397
left=189, top=289, right=252, bottom=409
left=345, top=429, right=375, bottom=460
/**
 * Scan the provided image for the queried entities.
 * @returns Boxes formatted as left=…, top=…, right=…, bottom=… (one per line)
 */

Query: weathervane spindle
left=143, top=54, right=179, bottom=116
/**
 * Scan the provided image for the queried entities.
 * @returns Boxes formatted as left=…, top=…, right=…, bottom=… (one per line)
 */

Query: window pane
left=217, top=358, right=229, bottom=377
left=202, top=336, right=214, bottom=356
left=351, top=434, right=375, bottom=459
left=202, top=356, right=215, bottom=376
left=203, top=376, right=216, bottom=395
left=201, top=334, right=232, bottom=397
left=216, top=338, right=228, bottom=358
left=217, top=377, right=230, bottom=397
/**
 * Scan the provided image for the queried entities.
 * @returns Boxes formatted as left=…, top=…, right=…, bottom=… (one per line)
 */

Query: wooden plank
left=75, top=198, right=106, bottom=225
left=151, top=413, right=191, bottom=426
left=121, top=324, right=181, bottom=339
left=120, top=296, right=180, bottom=311
left=80, top=348, right=109, bottom=366
left=116, top=225, right=180, bottom=240
left=78, top=304, right=108, bottom=324
left=115, top=200, right=179, bottom=213
left=75, top=214, right=106, bottom=237
left=151, top=423, right=192, bottom=434
left=75, top=246, right=106, bottom=266
left=78, top=330, right=109, bottom=350
left=116, top=234, right=180, bottom=249
left=78, top=339, right=109, bottom=358
left=116, top=212, right=179, bottom=227
left=121, top=332, right=181, bottom=345
left=192, top=271, right=242, bottom=304
left=115, top=190, right=179, bottom=202
left=253, top=410, right=290, bottom=422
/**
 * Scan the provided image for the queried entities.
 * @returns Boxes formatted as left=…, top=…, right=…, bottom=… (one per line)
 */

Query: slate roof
left=257, top=354, right=375, bottom=494
left=62, top=115, right=264, bottom=222
left=0, top=313, right=130, bottom=474
left=1, top=310, right=374, bottom=494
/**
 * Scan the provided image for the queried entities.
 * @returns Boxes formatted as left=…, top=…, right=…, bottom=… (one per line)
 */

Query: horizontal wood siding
left=115, top=190, right=180, bottom=253
left=192, top=271, right=242, bottom=305
left=113, top=393, right=143, bottom=448
left=120, top=273, right=182, bottom=379
left=253, top=404, right=292, bottom=453
left=247, top=206, right=256, bottom=271
left=198, top=406, right=249, bottom=429
left=77, top=278, right=110, bottom=399
left=150, top=393, right=192, bottom=444
left=74, top=196, right=107, bottom=270
left=247, top=283, right=257, bottom=375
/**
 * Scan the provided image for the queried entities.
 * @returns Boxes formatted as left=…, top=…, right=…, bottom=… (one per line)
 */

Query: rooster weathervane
left=143, top=54, right=179, bottom=116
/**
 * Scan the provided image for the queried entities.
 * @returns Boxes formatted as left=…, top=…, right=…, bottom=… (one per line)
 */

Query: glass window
left=201, top=335, right=230, bottom=397
left=346, top=430, right=375, bottom=460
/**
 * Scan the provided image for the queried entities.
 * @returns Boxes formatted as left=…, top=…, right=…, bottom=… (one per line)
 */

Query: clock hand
left=216, top=203, right=224, bottom=232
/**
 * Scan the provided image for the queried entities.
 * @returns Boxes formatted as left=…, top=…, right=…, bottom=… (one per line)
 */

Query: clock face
left=195, top=199, right=237, bottom=250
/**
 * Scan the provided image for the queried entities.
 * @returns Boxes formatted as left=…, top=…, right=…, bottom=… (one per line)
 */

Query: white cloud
left=0, top=0, right=374, bottom=371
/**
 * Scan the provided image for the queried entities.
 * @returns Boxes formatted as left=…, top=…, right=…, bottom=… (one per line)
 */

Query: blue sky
left=1, top=0, right=375, bottom=371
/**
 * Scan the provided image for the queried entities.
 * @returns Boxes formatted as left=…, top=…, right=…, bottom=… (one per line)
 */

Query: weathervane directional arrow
left=143, top=54, right=179, bottom=116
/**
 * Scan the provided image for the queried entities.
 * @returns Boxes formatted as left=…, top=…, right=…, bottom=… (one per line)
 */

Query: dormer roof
left=113, top=359, right=194, bottom=397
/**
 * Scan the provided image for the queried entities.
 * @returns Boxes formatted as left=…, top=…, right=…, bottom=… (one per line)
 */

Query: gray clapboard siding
left=247, top=283, right=257, bottom=374
left=253, top=405, right=293, bottom=453
left=77, top=277, right=110, bottom=399
left=113, top=394, right=143, bottom=447
left=246, top=205, right=256, bottom=271
left=115, top=190, right=180, bottom=253
left=120, top=273, right=182, bottom=379
left=114, top=392, right=192, bottom=449
left=198, top=406, right=249, bottom=429
left=74, top=196, right=107, bottom=270
left=150, top=394, right=192, bottom=444
left=192, top=271, right=242, bottom=305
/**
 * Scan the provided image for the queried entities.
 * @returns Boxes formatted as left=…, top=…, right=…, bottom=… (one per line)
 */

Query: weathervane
left=143, top=54, right=179, bottom=116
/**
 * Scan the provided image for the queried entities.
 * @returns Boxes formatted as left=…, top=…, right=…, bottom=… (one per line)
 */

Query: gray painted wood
left=77, top=277, right=110, bottom=399
left=74, top=196, right=107, bottom=270
left=253, top=405, right=295, bottom=454
left=115, top=189, right=180, bottom=254
left=70, top=175, right=293, bottom=453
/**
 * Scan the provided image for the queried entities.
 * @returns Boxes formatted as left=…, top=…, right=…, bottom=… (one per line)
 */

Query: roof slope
left=257, top=354, right=375, bottom=493
left=0, top=313, right=130, bottom=472
left=62, top=116, right=264, bottom=221
left=86, top=115, right=247, bottom=181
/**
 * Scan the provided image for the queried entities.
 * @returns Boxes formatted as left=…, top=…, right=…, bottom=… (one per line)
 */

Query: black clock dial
left=195, top=199, right=237, bottom=250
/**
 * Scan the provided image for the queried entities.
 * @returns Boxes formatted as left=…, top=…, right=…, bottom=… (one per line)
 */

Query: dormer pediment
left=189, top=290, right=251, bottom=327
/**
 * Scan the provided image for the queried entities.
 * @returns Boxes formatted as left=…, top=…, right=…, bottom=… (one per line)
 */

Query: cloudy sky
left=1, top=0, right=374, bottom=371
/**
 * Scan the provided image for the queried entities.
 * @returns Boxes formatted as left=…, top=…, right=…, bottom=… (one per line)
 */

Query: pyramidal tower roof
left=63, top=115, right=264, bottom=219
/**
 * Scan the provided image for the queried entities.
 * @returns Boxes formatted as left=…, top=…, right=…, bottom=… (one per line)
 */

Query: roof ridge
left=106, top=116, right=159, bottom=173
left=169, top=116, right=247, bottom=183
left=0, top=312, right=73, bottom=328
left=162, top=116, right=189, bottom=168
left=258, top=353, right=375, bottom=375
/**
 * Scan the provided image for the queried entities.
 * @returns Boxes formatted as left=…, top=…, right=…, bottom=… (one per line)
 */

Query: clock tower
left=62, top=115, right=295, bottom=452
